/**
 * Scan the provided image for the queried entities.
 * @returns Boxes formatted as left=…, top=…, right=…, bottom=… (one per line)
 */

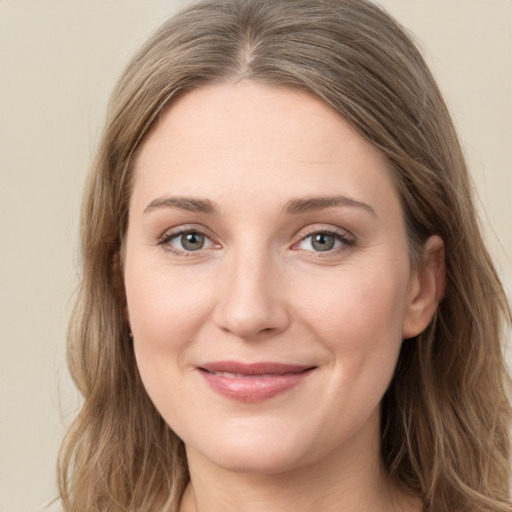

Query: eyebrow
left=143, top=194, right=376, bottom=217
left=282, top=195, right=377, bottom=217
left=144, top=196, right=219, bottom=215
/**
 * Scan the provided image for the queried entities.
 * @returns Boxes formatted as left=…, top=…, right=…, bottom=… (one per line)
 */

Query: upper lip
left=199, top=361, right=316, bottom=375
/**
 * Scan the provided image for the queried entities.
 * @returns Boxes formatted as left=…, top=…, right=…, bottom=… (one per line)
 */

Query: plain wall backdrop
left=0, top=1, right=510, bottom=510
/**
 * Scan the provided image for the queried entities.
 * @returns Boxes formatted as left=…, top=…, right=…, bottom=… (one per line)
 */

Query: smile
left=198, top=362, right=317, bottom=403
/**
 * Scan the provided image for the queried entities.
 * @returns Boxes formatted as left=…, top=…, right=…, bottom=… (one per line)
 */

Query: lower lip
left=199, top=368, right=315, bottom=403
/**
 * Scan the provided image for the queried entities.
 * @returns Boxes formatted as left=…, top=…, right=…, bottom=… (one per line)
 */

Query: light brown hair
left=58, top=0, right=512, bottom=510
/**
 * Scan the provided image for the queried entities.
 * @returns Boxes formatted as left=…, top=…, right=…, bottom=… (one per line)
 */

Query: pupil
left=312, top=233, right=334, bottom=251
left=182, top=232, right=204, bottom=251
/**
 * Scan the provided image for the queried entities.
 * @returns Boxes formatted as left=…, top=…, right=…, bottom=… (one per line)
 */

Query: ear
left=402, top=235, right=446, bottom=339
left=112, top=251, right=130, bottom=325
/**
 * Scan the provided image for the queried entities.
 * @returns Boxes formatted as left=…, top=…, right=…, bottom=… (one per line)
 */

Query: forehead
left=132, top=82, right=400, bottom=219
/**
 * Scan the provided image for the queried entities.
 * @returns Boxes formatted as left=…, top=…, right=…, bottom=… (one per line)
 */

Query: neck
left=179, top=413, right=421, bottom=512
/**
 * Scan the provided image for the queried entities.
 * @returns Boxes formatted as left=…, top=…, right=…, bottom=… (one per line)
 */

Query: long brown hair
left=58, top=1, right=512, bottom=510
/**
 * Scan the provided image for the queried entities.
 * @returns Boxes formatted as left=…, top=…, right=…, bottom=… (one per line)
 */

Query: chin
left=186, top=428, right=315, bottom=475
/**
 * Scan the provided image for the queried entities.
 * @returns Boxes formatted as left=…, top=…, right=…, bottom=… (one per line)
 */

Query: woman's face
left=124, top=82, right=430, bottom=474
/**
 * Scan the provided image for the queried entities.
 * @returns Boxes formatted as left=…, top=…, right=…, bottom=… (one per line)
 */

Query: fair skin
left=124, top=82, right=444, bottom=512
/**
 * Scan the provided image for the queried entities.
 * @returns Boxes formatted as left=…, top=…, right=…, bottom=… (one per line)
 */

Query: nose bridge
left=214, top=240, right=290, bottom=338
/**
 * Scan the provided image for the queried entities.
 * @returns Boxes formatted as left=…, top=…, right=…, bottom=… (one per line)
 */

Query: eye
left=177, top=231, right=206, bottom=251
left=159, top=229, right=217, bottom=254
left=296, top=230, right=354, bottom=253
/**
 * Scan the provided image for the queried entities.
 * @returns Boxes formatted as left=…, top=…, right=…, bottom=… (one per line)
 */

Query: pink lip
left=198, top=361, right=316, bottom=403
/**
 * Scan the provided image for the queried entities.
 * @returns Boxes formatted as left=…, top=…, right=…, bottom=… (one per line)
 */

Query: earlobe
left=402, top=235, right=446, bottom=339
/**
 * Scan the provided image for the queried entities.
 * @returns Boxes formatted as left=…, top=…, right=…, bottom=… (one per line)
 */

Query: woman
left=57, top=0, right=512, bottom=511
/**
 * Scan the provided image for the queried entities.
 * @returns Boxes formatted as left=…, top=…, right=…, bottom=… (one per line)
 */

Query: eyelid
left=156, top=223, right=355, bottom=257
left=291, top=225, right=355, bottom=254
left=157, top=224, right=221, bottom=254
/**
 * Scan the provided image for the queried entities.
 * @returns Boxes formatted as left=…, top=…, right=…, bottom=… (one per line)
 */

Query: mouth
left=197, top=361, right=317, bottom=403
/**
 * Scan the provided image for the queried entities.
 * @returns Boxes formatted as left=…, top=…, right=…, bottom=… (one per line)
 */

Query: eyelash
left=157, top=226, right=218, bottom=256
left=157, top=226, right=355, bottom=257
left=294, top=227, right=355, bottom=257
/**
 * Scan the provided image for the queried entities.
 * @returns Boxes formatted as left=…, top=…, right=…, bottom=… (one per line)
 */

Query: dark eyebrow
left=143, top=196, right=219, bottom=215
left=282, top=195, right=377, bottom=217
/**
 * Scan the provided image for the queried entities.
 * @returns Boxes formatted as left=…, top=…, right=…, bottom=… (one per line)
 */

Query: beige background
left=0, top=1, right=510, bottom=510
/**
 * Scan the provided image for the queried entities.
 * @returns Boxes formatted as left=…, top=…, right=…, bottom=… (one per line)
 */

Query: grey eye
left=310, top=233, right=336, bottom=251
left=180, top=232, right=205, bottom=251
left=161, top=228, right=217, bottom=254
left=297, top=231, right=346, bottom=252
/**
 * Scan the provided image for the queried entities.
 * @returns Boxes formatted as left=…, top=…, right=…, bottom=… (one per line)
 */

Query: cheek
left=124, top=258, right=215, bottom=383
left=296, top=263, right=408, bottom=344
left=126, top=262, right=206, bottom=336
left=124, top=263, right=215, bottom=426
left=293, top=261, right=409, bottom=399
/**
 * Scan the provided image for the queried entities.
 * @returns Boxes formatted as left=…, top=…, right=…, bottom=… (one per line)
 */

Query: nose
left=212, top=249, right=291, bottom=340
